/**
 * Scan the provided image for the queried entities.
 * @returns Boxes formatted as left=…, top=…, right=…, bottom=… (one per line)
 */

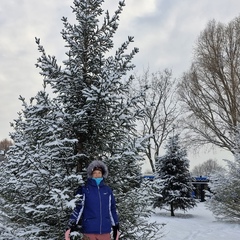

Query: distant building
left=192, top=176, right=210, bottom=202
left=142, top=175, right=155, bottom=181
left=142, top=174, right=210, bottom=202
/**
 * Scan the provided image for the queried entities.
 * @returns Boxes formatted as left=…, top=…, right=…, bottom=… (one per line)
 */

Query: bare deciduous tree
left=135, top=68, right=179, bottom=172
left=178, top=16, right=240, bottom=153
left=191, top=158, right=225, bottom=177
left=0, top=138, right=13, bottom=154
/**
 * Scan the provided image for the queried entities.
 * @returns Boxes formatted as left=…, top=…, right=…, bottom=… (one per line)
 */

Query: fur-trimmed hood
left=87, top=160, right=108, bottom=178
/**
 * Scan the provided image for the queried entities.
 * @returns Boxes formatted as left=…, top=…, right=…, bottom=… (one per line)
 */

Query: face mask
left=93, top=177, right=103, bottom=186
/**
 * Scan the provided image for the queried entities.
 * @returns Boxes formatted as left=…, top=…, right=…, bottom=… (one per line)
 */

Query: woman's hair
left=87, top=160, right=108, bottom=178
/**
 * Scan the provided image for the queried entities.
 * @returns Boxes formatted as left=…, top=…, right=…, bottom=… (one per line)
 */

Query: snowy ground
left=151, top=202, right=240, bottom=240
left=1, top=201, right=240, bottom=239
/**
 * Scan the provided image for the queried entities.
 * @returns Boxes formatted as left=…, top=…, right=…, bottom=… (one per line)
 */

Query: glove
left=112, top=224, right=119, bottom=240
left=68, top=221, right=82, bottom=232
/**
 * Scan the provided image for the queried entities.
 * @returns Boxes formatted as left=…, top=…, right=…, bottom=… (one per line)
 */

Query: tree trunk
left=170, top=203, right=175, bottom=216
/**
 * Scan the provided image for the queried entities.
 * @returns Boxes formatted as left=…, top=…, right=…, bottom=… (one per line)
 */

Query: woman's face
left=92, top=170, right=103, bottom=178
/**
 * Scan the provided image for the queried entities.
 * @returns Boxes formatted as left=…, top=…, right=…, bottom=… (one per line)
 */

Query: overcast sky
left=0, top=0, right=239, bottom=168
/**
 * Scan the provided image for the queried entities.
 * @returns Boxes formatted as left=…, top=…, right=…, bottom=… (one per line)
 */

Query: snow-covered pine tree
left=35, top=0, right=139, bottom=171
left=1, top=0, right=164, bottom=239
left=0, top=89, right=82, bottom=239
left=207, top=128, right=240, bottom=221
left=106, top=136, right=164, bottom=239
left=153, top=133, right=196, bottom=216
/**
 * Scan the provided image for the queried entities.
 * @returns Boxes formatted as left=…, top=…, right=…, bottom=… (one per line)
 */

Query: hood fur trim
left=87, top=160, right=108, bottom=178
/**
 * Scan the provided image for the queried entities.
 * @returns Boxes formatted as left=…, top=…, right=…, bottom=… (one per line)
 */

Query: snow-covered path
left=151, top=202, right=240, bottom=240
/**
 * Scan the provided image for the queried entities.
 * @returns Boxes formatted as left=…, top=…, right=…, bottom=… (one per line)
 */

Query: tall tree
left=178, top=16, right=240, bottom=152
left=134, top=68, right=179, bottom=172
left=36, top=0, right=139, bottom=171
left=153, top=133, right=196, bottom=216
left=0, top=0, right=163, bottom=239
left=105, top=137, right=164, bottom=239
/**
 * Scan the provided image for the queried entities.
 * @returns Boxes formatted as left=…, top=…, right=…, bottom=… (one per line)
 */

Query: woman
left=65, top=160, right=120, bottom=240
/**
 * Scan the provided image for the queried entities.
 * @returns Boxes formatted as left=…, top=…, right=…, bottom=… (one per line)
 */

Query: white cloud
left=123, top=0, right=157, bottom=17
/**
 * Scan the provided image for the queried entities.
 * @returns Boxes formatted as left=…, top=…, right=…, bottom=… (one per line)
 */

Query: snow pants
left=83, top=233, right=111, bottom=240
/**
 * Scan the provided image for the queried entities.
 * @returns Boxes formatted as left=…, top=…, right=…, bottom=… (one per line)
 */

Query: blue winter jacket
left=68, top=178, right=119, bottom=234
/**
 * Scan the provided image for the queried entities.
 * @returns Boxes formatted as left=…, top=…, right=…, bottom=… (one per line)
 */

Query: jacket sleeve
left=109, top=189, right=119, bottom=226
left=68, top=187, right=85, bottom=228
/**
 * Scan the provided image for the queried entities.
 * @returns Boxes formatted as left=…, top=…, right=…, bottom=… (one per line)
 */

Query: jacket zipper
left=98, top=186, right=102, bottom=234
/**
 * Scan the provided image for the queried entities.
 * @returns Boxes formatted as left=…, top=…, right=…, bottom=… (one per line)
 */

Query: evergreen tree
left=206, top=164, right=240, bottom=222
left=106, top=137, right=164, bottom=239
left=35, top=0, right=139, bottom=171
left=153, top=134, right=196, bottom=216
left=0, top=0, right=164, bottom=239
left=0, top=90, right=81, bottom=239
left=207, top=128, right=240, bottom=221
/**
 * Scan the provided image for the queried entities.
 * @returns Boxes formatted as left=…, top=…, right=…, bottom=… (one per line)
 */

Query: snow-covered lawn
left=1, top=201, right=240, bottom=239
left=151, top=202, right=240, bottom=240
